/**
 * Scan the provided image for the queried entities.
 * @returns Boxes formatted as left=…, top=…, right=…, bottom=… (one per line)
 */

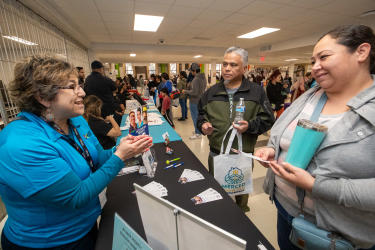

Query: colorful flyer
left=129, top=105, right=149, bottom=136
left=178, top=169, right=205, bottom=184
left=191, top=188, right=223, bottom=205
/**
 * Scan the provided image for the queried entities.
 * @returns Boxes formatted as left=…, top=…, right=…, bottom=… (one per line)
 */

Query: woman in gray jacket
left=255, top=24, right=375, bottom=250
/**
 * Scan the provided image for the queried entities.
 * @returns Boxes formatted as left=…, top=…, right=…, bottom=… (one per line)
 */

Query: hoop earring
left=45, top=108, right=54, bottom=122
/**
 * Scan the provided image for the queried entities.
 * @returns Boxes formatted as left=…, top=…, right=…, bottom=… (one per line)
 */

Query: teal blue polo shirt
left=0, top=112, right=103, bottom=248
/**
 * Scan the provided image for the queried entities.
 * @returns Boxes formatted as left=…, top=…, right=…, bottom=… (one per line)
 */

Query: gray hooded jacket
left=263, top=76, right=375, bottom=248
left=185, top=73, right=207, bottom=104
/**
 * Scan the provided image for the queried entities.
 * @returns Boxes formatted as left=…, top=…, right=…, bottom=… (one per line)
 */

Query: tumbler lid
left=297, top=119, right=328, bottom=132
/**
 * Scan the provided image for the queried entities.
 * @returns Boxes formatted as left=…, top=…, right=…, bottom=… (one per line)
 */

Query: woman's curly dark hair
left=9, top=55, right=77, bottom=116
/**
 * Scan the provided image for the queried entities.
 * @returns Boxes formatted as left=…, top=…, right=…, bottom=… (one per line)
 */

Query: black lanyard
left=45, top=119, right=96, bottom=173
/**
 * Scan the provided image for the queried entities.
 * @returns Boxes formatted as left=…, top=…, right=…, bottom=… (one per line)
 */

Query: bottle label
left=235, top=107, right=245, bottom=112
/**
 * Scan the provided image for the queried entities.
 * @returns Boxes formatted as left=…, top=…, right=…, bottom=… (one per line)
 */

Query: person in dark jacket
left=76, top=67, right=85, bottom=88
left=266, top=69, right=287, bottom=118
left=197, top=47, right=274, bottom=212
left=84, top=60, right=117, bottom=117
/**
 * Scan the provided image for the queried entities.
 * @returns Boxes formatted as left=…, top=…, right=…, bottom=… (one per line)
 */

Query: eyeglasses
left=58, top=81, right=81, bottom=94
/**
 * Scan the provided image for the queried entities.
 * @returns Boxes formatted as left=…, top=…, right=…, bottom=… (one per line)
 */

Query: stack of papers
left=191, top=188, right=223, bottom=205
left=143, top=181, right=168, bottom=197
left=178, top=169, right=205, bottom=184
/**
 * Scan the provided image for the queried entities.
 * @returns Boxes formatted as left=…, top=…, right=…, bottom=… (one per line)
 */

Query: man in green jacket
left=197, top=47, right=274, bottom=212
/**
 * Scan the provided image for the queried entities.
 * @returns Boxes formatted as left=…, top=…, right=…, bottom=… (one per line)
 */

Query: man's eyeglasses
left=58, top=81, right=81, bottom=94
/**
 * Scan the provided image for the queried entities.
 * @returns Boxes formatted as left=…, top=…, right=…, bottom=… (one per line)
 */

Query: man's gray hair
left=224, top=47, right=248, bottom=65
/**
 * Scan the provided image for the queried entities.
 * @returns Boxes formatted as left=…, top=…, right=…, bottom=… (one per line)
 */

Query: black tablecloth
left=95, top=141, right=274, bottom=250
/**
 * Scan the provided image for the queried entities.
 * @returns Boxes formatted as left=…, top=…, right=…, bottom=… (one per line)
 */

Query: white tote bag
left=213, top=126, right=253, bottom=196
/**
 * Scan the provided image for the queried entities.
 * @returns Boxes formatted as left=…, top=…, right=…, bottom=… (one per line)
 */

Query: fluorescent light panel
left=193, top=55, right=202, bottom=58
left=285, top=58, right=299, bottom=61
left=3, top=35, right=37, bottom=45
left=238, top=27, right=280, bottom=39
left=134, top=14, right=164, bottom=32
left=130, top=53, right=136, bottom=57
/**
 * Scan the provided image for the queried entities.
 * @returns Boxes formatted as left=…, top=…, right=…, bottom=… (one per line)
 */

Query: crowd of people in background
left=78, top=57, right=320, bottom=149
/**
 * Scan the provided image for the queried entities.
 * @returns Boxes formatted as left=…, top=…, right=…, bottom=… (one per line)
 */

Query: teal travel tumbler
left=285, top=119, right=328, bottom=169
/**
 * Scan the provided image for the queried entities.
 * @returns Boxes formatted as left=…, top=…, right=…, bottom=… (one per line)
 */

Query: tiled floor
left=172, top=105, right=279, bottom=250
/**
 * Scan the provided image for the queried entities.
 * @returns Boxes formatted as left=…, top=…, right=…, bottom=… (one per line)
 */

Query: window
left=149, top=63, right=156, bottom=75
left=216, top=64, right=222, bottom=78
left=170, top=63, right=177, bottom=76
left=125, top=63, right=133, bottom=75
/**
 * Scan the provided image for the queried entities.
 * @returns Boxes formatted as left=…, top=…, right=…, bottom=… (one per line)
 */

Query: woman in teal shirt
left=0, top=56, right=152, bottom=249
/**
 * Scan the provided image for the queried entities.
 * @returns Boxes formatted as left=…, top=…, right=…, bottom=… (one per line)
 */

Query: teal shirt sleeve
left=94, top=141, right=114, bottom=167
left=31, top=154, right=124, bottom=209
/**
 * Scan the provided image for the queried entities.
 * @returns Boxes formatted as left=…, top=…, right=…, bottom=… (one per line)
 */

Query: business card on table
left=143, top=181, right=168, bottom=197
left=178, top=169, right=205, bottom=184
left=191, top=188, right=222, bottom=205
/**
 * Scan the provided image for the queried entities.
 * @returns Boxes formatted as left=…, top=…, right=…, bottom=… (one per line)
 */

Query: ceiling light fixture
left=3, top=35, right=37, bottom=45
left=285, top=58, right=299, bottom=62
left=238, top=27, right=280, bottom=39
left=130, top=53, right=136, bottom=57
left=193, top=55, right=202, bottom=58
left=134, top=14, right=164, bottom=32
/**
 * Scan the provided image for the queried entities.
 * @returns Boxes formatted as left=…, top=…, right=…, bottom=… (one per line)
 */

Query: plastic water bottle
left=234, top=98, right=245, bottom=124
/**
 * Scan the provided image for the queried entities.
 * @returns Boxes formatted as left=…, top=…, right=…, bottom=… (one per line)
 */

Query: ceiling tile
left=166, top=5, right=203, bottom=20
left=93, top=0, right=133, bottom=12
left=174, top=0, right=215, bottom=8
left=211, top=0, right=255, bottom=12
left=222, top=13, right=262, bottom=25
left=238, top=1, right=284, bottom=15
left=134, top=2, right=171, bottom=15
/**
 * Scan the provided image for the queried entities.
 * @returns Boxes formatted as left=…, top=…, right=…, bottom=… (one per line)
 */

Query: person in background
left=304, top=72, right=314, bottom=90
left=148, top=74, right=158, bottom=97
left=84, top=95, right=121, bottom=149
left=84, top=60, right=117, bottom=117
left=160, top=88, right=174, bottom=128
left=112, top=89, right=125, bottom=126
left=255, top=24, right=375, bottom=250
left=197, top=47, right=274, bottom=212
left=177, top=71, right=188, bottom=121
left=290, top=71, right=306, bottom=102
left=157, top=73, right=172, bottom=112
left=183, top=63, right=207, bottom=139
left=0, top=55, right=152, bottom=249
left=76, top=66, right=85, bottom=88
left=158, top=72, right=172, bottom=94
left=266, top=69, right=288, bottom=119
left=128, top=74, right=136, bottom=89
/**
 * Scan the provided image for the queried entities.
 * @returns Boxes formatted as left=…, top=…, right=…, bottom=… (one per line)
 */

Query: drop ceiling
left=20, top=0, right=375, bottom=65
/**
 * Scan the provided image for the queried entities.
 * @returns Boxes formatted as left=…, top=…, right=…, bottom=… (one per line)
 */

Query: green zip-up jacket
left=197, top=78, right=274, bottom=153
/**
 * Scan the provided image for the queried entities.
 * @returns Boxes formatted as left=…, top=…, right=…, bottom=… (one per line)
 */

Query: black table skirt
left=95, top=141, right=274, bottom=250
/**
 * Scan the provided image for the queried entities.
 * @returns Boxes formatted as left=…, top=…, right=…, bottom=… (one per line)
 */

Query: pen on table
left=164, top=162, right=184, bottom=169
left=166, top=157, right=181, bottom=164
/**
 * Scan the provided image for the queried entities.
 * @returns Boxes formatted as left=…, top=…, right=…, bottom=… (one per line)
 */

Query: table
left=95, top=141, right=274, bottom=250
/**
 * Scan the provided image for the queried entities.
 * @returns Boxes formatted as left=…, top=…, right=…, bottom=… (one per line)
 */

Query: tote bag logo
left=224, top=167, right=244, bottom=185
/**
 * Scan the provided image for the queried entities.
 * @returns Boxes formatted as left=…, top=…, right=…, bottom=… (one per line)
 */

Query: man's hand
left=232, top=120, right=248, bottom=133
left=202, top=122, right=214, bottom=135
left=269, top=161, right=315, bottom=192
